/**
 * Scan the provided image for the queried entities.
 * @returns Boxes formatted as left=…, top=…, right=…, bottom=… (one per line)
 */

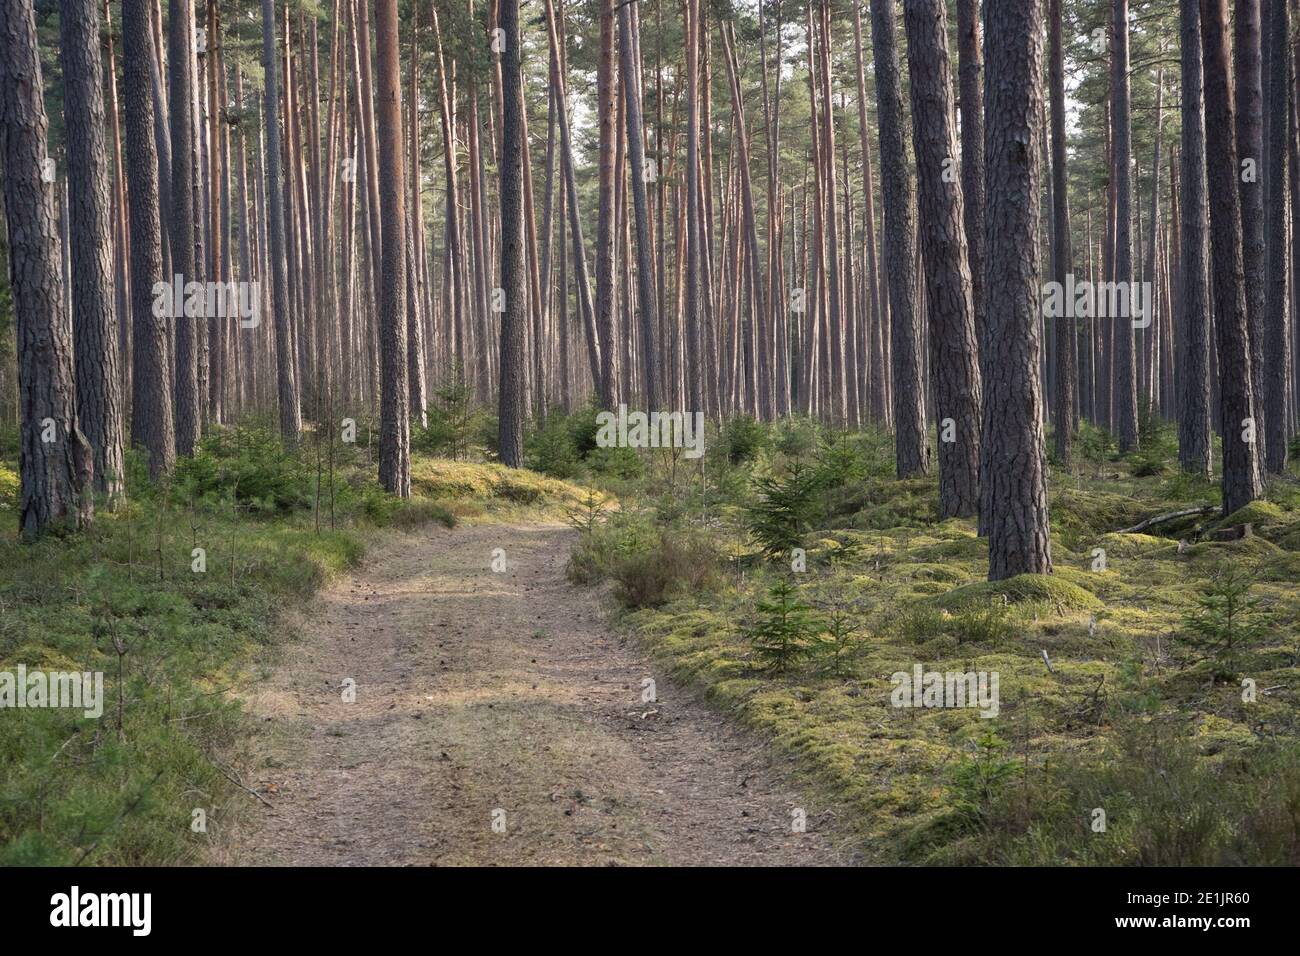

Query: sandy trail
left=225, top=521, right=854, bottom=866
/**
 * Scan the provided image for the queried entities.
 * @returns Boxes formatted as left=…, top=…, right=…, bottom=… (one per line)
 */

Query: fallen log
left=1115, top=504, right=1217, bottom=535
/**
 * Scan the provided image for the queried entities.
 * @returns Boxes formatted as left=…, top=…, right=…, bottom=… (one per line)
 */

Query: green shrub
left=745, top=462, right=821, bottom=559
left=950, top=601, right=1016, bottom=645
left=948, top=732, right=1022, bottom=832
left=1181, top=563, right=1271, bottom=677
left=744, top=577, right=821, bottom=673
left=720, top=416, right=766, bottom=465
left=172, top=425, right=311, bottom=515
left=812, top=607, right=866, bottom=677
left=611, top=530, right=719, bottom=608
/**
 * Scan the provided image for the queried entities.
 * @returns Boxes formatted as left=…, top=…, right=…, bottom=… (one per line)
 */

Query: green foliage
left=950, top=600, right=1016, bottom=645
left=1181, top=564, right=1271, bottom=676
left=1076, top=421, right=1117, bottom=474
left=172, top=425, right=311, bottom=515
left=563, top=487, right=611, bottom=535
left=744, top=577, right=821, bottom=673
left=812, top=607, right=865, bottom=677
left=745, top=462, right=821, bottom=559
left=610, top=530, right=719, bottom=609
left=948, top=733, right=1021, bottom=832
left=524, top=401, right=644, bottom=481
left=412, top=369, right=479, bottom=460
left=719, top=415, right=766, bottom=465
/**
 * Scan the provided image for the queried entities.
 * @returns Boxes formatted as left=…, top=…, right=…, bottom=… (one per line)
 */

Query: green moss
left=1216, top=499, right=1286, bottom=530
left=1095, top=532, right=1168, bottom=557
left=932, top=573, right=1103, bottom=612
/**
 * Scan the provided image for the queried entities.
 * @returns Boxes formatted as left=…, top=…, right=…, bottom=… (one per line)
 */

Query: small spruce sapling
left=745, top=577, right=821, bottom=673
left=1181, top=564, right=1270, bottom=677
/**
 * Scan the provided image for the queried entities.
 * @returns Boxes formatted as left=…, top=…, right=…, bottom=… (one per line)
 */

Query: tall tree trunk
left=1112, top=0, right=1139, bottom=451
left=122, top=0, right=176, bottom=480
left=497, top=0, right=526, bottom=466
left=1049, top=0, right=1076, bottom=468
left=853, top=4, right=886, bottom=426
left=903, top=0, right=982, bottom=517
left=984, top=0, right=1052, bottom=580
left=1179, top=0, right=1213, bottom=478
left=594, top=0, right=619, bottom=407
left=1264, top=0, right=1291, bottom=472
left=620, top=1, right=660, bottom=411
left=1236, top=0, right=1269, bottom=464
left=60, top=0, right=126, bottom=503
left=683, top=0, right=704, bottom=412
left=261, top=0, right=303, bottom=447
left=0, top=0, right=95, bottom=536
left=374, top=0, right=410, bottom=494
left=169, top=0, right=201, bottom=455
left=871, top=0, right=928, bottom=478
left=1201, top=0, right=1266, bottom=514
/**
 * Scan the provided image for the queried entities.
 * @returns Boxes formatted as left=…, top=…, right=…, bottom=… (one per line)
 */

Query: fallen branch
left=1116, top=504, right=1216, bottom=534
left=205, top=752, right=276, bottom=811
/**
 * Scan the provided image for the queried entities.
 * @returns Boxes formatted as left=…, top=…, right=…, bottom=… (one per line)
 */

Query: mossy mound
left=1214, top=500, right=1287, bottom=533
left=1094, top=531, right=1168, bottom=558
left=1050, top=488, right=1151, bottom=541
left=932, top=573, right=1103, bottom=612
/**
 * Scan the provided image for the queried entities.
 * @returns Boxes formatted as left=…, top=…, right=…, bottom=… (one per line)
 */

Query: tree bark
left=1178, top=0, right=1213, bottom=478
left=0, top=0, right=95, bottom=536
left=1201, top=0, right=1266, bottom=514
left=497, top=0, right=526, bottom=466
left=1049, top=0, right=1076, bottom=468
left=1112, top=0, right=1139, bottom=451
left=374, top=0, right=410, bottom=494
left=903, top=0, right=982, bottom=517
left=1235, top=0, right=1269, bottom=463
left=1264, top=0, right=1291, bottom=472
left=983, top=0, right=1053, bottom=580
left=870, top=0, right=928, bottom=478
left=60, top=0, right=126, bottom=503
left=261, top=0, right=303, bottom=447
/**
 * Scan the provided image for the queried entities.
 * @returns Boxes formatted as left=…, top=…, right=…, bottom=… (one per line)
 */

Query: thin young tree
left=1201, top=0, right=1266, bottom=514
left=983, top=0, right=1052, bottom=580
left=59, top=0, right=126, bottom=504
left=0, top=0, right=95, bottom=537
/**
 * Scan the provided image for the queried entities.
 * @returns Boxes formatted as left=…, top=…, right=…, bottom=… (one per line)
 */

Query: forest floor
left=220, top=519, right=855, bottom=866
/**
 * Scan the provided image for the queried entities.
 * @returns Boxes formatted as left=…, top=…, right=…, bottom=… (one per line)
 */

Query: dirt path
left=224, top=521, right=856, bottom=866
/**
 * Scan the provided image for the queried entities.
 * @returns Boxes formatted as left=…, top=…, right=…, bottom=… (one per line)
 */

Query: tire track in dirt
left=224, top=521, right=856, bottom=866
